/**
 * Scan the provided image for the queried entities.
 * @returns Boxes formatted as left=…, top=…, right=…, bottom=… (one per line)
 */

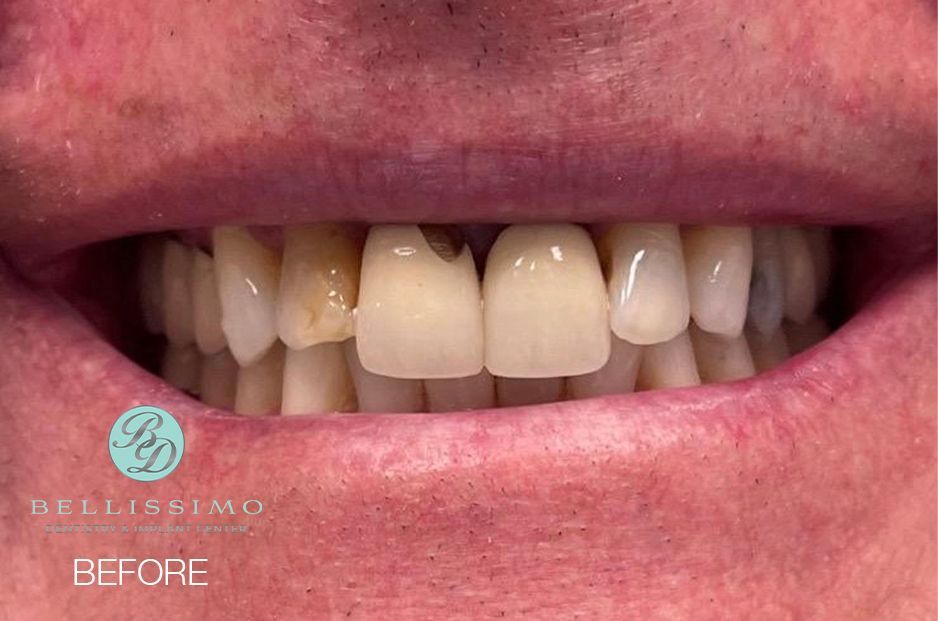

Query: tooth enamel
left=277, top=224, right=361, bottom=350
left=425, top=370, right=496, bottom=412
left=281, top=343, right=357, bottom=415
left=161, top=240, right=196, bottom=346
left=199, top=349, right=239, bottom=409
left=746, top=326, right=790, bottom=372
left=682, top=226, right=753, bottom=337
left=161, top=344, right=201, bottom=393
left=192, top=249, right=227, bottom=354
left=355, top=225, right=484, bottom=379
left=779, top=227, right=818, bottom=323
left=599, top=224, right=689, bottom=345
left=567, top=335, right=641, bottom=399
left=343, top=340, right=424, bottom=412
left=234, top=343, right=285, bottom=416
left=689, top=325, right=755, bottom=383
left=483, top=224, right=610, bottom=378
left=213, top=226, right=281, bottom=366
left=785, top=316, right=829, bottom=354
left=806, top=227, right=832, bottom=297
left=636, top=331, right=700, bottom=390
left=495, top=376, right=565, bottom=407
left=138, top=236, right=165, bottom=334
left=747, top=228, right=785, bottom=335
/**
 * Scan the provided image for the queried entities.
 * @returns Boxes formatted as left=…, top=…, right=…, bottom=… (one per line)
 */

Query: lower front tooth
left=746, top=326, right=790, bottom=372
left=567, top=335, right=641, bottom=399
left=495, top=376, right=565, bottom=407
left=343, top=340, right=424, bottom=412
left=780, top=227, right=818, bottom=323
left=161, top=344, right=202, bottom=393
left=683, top=226, right=753, bottom=337
left=161, top=240, right=196, bottom=346
left=138, top=236, right=165, bottom=334
left=636, top=331, right=700, bottom=390
left=747, top=228, right=785, bottom=335
left=806, top=227, right=832, bottom=297
left=690, top=325, right=756, bottom=383
left=192, top=249, right=227, bottom=355
left=425, top=370, right=496, bottom=412
left=785, top=316, right=829, bottom=354
left=234, top=343, right=285, bottom=416
left=199, top=349, right=238, bottom=409
left=281, top=343, right=357, bottom=415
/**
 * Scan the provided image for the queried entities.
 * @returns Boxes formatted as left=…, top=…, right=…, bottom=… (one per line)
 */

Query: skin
left=0, top=0, right=935, bottom=619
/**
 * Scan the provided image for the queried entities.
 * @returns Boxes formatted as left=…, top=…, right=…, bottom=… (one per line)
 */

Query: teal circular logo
left=109, top=406, right=184, bottom=482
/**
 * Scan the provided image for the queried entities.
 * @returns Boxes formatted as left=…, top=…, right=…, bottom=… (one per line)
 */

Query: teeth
left=806, top=227, right=832, bottom=297
left=425, top=370, right=496, bottom=412
left=281, top=343, right=357, bottom=415
left=689, top=325, right=755, bottom=383
left=567, top=335, right=641, bottom=399
left=161, top=344, right=202, bottom=393
left=483, top=224, right=610, bottom=378
left=785, top=316, right=829, bottom=354
left=199, top=349, right=239, bottom=409
left=355, top=225, right=484, bottom=379
left=636, top=331, right=700, bottom=390
left=277, top=224, right=361, bottom=350
left=138, top=236, right=165, bottom=334
left=746, top=326, right=790, bottom=373
left=747, top=228, right=785, bottom=335
left=599, top=224, right=689, bottom=345
left=495, top=376, right=565, bottom=407
left=779, top=227, right=819, bottom=323
left=191, top=249, right=227, bottom=354
left=683, top=226, right=753, bottom=337
left=161, top=240, right=196, bottom=346
left=343, top=340, right=424, bottom=412
left=213, top=226, right=281, bottom=366
left=234, top=343, right=285, bottom=416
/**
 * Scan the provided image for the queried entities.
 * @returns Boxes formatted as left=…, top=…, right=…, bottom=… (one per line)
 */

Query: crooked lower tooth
left=785, top=316, right=829, bottom=354
left=277, top=224, right=361, bottom=350
left=343, top=340, right=424, bottom=412
left=234, top=343, right=285, bottom=416
left=780, top=227, right=818, bottom=323
left=425, top=370, right=496, bottom=412
left=567, top=335, right=641, bottom=399
left=213, top=226, right=281, bottom=366
left=746, top=326, right=790, bottom=372
left=192, top=249, right=227, bottom=355
left=690, top=325, right=755, bottom=383
left=138, top=236, right=165, bottom=334
left=747, top=228, right=785, bottom=335
left=495, top=376, right=565, bottom=407
left=281, top=343, right=357, bottom=415
left=161, top=344, right=201, bottom=393
left=600, top=224, right=689, bottom=345
left=199, top=349, right=239, bottom=409
left=683, top=226, right=753, bottom=337
left=162, top=240, right=196, bottom=346
left=355, top=225, right=484, bottom=379
left=636, top=331, right=700, bottom=390
left=483, top=224, right=610, bottom=378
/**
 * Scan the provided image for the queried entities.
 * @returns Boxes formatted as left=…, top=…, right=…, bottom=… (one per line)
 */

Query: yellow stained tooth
left=682, top=226, right=753, bottom=337
left=425, top=370, right=496, bottom=412
left=636, top=331, right=700, bottom=390
left=567, top=335, right=641, bottom=399
left=746, top=326, right=790, bottom=373
left=343, top=340, right=424, bottom=413
left=234, top=343, right=285, bottom=416
left=690, top=325, right=756, bottom=383
left=161, top=344, right=201, bottom=393
left=780, top=227, right=818, bottom=323
left=138, top=236, right=165, bottom=334
left=495, top=376, right=565, bottom=407
left=200, top=349, right=238, bottom=409
left=161, top=240, right=196, bottom=346
left=281, top=343, right=357, bottom=415
left=192, top=248, right=227, bottom=355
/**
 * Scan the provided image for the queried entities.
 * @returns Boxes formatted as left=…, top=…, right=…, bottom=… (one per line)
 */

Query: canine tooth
left=161, top=240, right=196, bottom=346
left=343, top=340, right=424, bottom=412
left=355, top=225, right=484, bottom=379
left=213, top=226, right=281, bottom=366
left=690, top=325, right=755, bottom=383
left=567, top=336, right=641, bottom=399
left=636, top=331, right=700, bottom=390
left=484, top=224, right=610, bottom=378
left=281, top=343, right=357, bottom=415
left=746, top=326, right=790, bottom=372
left=161, top=344, right=201, bottom=393
left=806, top=227, right=832, bottom=297
left=600, top=224, right=689, bottom=345
left=683, top=226, right=753, bottom=337
left=785, top=316, right=829, bottom=354
left=277, top=224, right=361, bottom=349
left=780, top=227, right=818, bottom=323
left=199, top=349, right=238, bottom=409
left=495, top=376, right=565, bottom=407
left=234, top=343, right=285, bottom=416
left=138, top=236, right=165, bottom=333
left=747, top=228, right=785, bottom=335
left=425, top=370, right=496, bottom=412
left=192, top=249, right=227, bottom=354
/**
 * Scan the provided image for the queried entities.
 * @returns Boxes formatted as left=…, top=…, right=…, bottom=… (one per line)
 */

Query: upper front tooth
left=192, top=248, right=227, bottom=355
left=483, top=224, right=610, bottom=378
left=234, top=342, right=285, bottom=416
left=600, top=224, right=689, bottom=345
left=747, top=228, right=785, bottom=335
left=213, top=226, right=281, bottom=366
left=277, top=224, right=361, bottom=350
left=138, top=236, right=165, bottom=334
left=683, top=226, right=753, bottom=337
left=355, top=225, right=484, bottom=379
left=689, top=325, right=756, bottom=383
left=162, top=240, right=196, bottom=346
left=779, top=227, right=818, bottom=323
left=281, top=343, right=357, bottom=415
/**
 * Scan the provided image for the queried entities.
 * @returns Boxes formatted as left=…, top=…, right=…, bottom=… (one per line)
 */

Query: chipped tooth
left=600, top=224, right=689, bottom=345
left=192, top=248, right=227, bottom=354
left=495, top=376, right=565, bottom=407
left=785, top=316, right=829, bottom=354
left=161, top=240, right=196, bottom=346
left=161, top=344, right=201, bottom=393
left=747, top=228, right=785, bottom=335
left=636, top=331, right=700, bottom=390
left=690, top=325, right=756, bottom=383
left=343, top=340, right=424, bottom=412
left=567, top=335, right=641, bottom=399
left=483, top=224, right=610, bottom=378
left=355, top=225, right=484, bottom=379
left=277, top=224, right=361, bottom=350
left=425, top=370, right=496, bottom=412
left=779, top=227, right=818, bottom=323
left=805, top=227, right=832, bottom=298
left=138, top=236, right=165, bottom=334
left=234, top=343, right=285, bottom=416
left=281, top=343, right=357, bottom=415
left=683, top=226, right=753, bottom=337
left=199, top=349, right=239, bottom=409
left=746, top=326, right=790, bottom=373
left=213, top=226, right=281, bottom=366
